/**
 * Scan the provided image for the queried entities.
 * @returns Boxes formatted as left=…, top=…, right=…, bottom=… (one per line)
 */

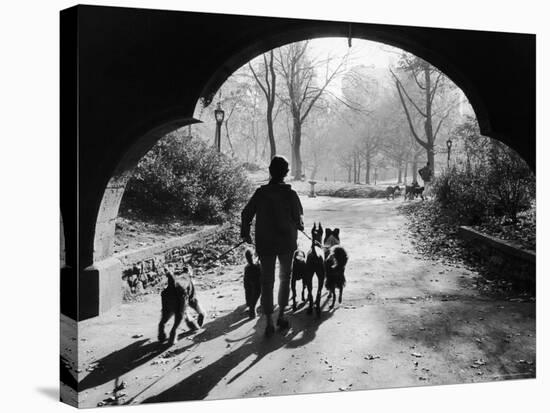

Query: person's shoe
left=264, top=324, right=275, bottom=338
left=276, top=317, right=290, bottom=330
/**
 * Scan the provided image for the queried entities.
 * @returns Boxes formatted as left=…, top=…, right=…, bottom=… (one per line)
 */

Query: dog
left=304, top=223, right=326, bottom=316
left=290, top=249, right=308, bottom=311
left=385, top=185, right=401, bottom=200
left=413, top=186, right=425, bottom=200
left=323, top=228, right=349, bottom=309
left=405, top=182, right=424, bottom=200
left=158, top=266, right=205, bottom=345
left=243, top=249, right=262, bottom=319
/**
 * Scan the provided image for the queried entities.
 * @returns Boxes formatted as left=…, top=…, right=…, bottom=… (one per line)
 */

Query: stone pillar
left=308, top=180, right=317, bottom=198
left=77, top=174, right=129, bottom=320
left=79, top=257, right=123, bottom=320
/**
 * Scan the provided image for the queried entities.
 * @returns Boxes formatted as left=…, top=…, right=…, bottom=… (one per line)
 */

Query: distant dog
left=243, top=249, right=262, bottom=319
left=411, top=186, right=425, bottom=200
left=323, top=228, right=349, bottom=309
left=405, top=183, right=424, bottom=200
left=158, top=266, right=205, bottom=345
left=290, top=249, right=308, bottom=311
left=305, top=223, right=326, bottom=316
left=385, top=185, right=401, bottom=200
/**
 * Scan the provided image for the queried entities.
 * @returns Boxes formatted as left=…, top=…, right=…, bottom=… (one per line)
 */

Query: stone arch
left=66, top=6, right=533, bottom=319
left=199, top=28, right=491, bottom=144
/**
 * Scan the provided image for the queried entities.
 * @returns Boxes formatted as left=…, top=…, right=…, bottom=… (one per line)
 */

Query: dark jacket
left=241, top=181, right=304, bottom=256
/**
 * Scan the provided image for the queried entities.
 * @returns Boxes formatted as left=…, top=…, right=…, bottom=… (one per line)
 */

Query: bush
left=432, top=141, right=534, bottom=224
left=121, top=131, right=253, bottom=223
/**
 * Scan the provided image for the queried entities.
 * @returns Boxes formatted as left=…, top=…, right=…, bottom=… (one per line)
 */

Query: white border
left=0, top=1, right=546, bottom=412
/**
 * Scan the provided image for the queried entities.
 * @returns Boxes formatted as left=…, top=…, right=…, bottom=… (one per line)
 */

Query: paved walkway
left=66, top=197, right=535, bottom=407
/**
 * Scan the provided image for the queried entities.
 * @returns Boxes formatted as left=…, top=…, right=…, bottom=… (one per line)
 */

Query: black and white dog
left=290, top=249, right=308, bottom=311
left=323, top=228, right=349, bottom=309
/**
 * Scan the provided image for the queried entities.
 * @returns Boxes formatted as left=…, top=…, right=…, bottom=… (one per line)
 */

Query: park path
left=69, top=197, right=535, bottom=407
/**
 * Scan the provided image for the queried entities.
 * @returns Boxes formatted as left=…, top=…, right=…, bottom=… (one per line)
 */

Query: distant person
left=418, top=162, right=432, bottom=183
left=241, top=155, right=304, bottom=337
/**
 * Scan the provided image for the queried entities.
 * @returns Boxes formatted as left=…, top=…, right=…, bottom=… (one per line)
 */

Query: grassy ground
left=472, top=205, right=536, bottom=251
left=399, top=200, right=535, bottom=300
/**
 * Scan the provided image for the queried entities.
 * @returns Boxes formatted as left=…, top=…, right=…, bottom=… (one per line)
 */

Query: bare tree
left=276, top=41, right=350, bottom=180
left=248, top=50, right=278, bottom=160
left=337, top=149, right=354, bottom=183
left=390, top=54, right=456, bottom=176
left=359, top=128, right=381, bottom=184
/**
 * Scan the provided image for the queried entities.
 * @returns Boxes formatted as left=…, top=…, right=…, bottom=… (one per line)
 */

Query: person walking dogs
left=241, top=156, right=304, bottom=337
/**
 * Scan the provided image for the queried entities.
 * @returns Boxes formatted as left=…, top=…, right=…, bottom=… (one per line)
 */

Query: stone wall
left=114, top=225, right=220, bottom=298
left=458, top=226, right=535, bottom=292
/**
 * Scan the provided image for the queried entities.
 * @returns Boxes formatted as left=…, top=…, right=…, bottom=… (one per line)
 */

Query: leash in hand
left=299, top=229, right=322, bottom=247
left=216, top=240, right=250, bottom=261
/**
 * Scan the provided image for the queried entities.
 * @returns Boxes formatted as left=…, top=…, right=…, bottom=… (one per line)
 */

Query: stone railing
left=114, top=225, right=220, bottom=297
left=458, top=226, right=535, bottom=291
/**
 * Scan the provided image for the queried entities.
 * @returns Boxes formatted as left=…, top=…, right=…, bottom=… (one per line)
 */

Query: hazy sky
left=306, top=37, right=401, bottom=94
left=308, top=37, right=400, bottom=69
left=196, top=37, right=471, bottom=120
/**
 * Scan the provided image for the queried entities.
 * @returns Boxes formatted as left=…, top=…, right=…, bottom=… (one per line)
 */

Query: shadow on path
left=78, top=339, right=172, bottom=391
left=78, top=306, right=251, bottom=393
left=143, top=307, right=334, bottom=403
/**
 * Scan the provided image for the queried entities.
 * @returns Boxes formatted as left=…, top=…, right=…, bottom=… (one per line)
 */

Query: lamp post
left=446, top=138, right=453, bottom=168
left=214, top=102, right=225, bottom=152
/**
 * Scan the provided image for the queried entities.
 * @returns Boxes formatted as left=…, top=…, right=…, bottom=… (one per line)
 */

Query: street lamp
left=214, top=102, right=225, bottom=152
left=446, top=138, right=453, bottom=168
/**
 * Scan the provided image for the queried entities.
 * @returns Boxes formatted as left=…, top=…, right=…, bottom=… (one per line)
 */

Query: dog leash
left=217, top=230, right=318, bottom=261
left=299, top=229, right=322, bottom=248
left=299, top=229, right=312, bottom=241
left=216, top=240, right=249, bottom=260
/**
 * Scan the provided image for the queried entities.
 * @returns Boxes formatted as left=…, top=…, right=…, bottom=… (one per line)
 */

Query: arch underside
left=62, top=5, right=534, bottom=319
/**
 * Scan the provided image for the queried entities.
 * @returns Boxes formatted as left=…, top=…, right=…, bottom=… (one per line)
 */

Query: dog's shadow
left=78, top=306, right=250, bottom=392
left=77, top=339, right=173, bottom=392
left=142, top=302, right=335, bottom=403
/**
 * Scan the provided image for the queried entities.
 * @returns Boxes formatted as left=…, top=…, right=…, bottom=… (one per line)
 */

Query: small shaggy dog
left=243, top=249, right=262, bottom=319
left=323, top=228, right=349, bottom=309
left=290, top=249, right=308, bottom=311
left=158, top=266, right=205, bottom=345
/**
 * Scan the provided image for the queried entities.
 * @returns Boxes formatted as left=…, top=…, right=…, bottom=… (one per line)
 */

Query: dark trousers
left=258, top=253, right=293, bottom=316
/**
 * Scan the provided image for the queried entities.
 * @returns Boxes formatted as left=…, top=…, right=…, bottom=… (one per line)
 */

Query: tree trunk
left=427, top=148, right=435, bottom=179
left=412, top=154, right=419, bottom=185
left=397, top=163, right=403, bottom=184
left=291, top=116, right=302, bottom=180
left=365, top=156, right=371, bottom=185
left=310, top=160, right=318, bottom=180
left=365, top=156, right=370, bottom=185
left=423, top=63, right=436, bottom=176
left=347, top=166, right=352, bottom=183
left=266, top=105, right=276, bottom=160
left=353, top=154, right=357, bottom=184
left=404, top=160, right=408, bottom=184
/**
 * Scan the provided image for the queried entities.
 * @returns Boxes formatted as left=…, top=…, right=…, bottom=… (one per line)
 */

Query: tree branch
left=393, top=77, right=429, bottom=150
left=389, top=68, right=427, bottom=117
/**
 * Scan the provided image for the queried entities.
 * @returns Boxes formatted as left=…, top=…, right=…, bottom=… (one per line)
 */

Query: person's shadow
left=77, top=305, right=251, bottom=392
left=142, top=302, right=334, bottom=403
